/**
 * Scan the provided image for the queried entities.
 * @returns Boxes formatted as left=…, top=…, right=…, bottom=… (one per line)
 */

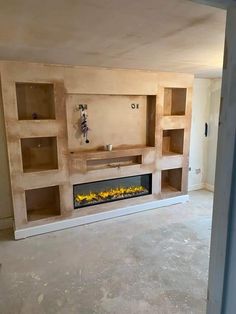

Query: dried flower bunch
left=80, top=106, right=89, bottom=143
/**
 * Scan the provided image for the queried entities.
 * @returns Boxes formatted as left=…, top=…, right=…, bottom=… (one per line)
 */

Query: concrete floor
left=0, top=190, right=213, bottom=314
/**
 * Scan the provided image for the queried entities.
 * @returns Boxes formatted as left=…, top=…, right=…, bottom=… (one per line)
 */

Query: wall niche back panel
left=67, top=94, right=154, bottom=151
left=16, top=83, right=55, bottom=120
left=25, top=185, right=61, bottom=221
left=164, top=88, right=187, bottom=116
left=162, top=129, right=184, bottom=155
left=21, top=137, right=58, bottom=172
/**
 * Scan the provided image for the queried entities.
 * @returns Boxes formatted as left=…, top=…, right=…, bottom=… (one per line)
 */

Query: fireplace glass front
left=73, top=174, right=152, bottom=209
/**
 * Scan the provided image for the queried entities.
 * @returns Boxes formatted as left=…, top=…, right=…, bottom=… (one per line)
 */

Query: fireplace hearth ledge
left=14, top=195, right=189, bottom=239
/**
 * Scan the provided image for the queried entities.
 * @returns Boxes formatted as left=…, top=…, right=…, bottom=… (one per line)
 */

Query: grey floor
left=0, top=190, right=213, bottom=314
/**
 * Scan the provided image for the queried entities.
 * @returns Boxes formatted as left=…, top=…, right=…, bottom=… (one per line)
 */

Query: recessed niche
left=67, top=94, right=156, bottom=152
left=16, top=82, right=55, bottom=120
left=25, top=186, right=61, bottom=221
left=164, top=88, right=187, bottom=116
left=87, top=155, right=142, bottom=171
left=21, top=137, right=58, bottom=172
left=162, top=129, right=184, bottom=155
left=161, top=168, right=182, bottom=194
left=146, top=95, right=156, bottom=147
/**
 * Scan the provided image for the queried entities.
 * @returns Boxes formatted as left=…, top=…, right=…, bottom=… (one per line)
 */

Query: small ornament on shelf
left=32, top=112, right=38, bottom=119
left=106, top=144, right=112, bottom=151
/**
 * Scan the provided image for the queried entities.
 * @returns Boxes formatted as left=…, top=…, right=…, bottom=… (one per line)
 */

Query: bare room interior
left=1, top=0, right=235, bottom=313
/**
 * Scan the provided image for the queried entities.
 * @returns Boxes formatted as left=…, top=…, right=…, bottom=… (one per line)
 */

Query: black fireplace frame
left=73, top=174, right=152, bottom=209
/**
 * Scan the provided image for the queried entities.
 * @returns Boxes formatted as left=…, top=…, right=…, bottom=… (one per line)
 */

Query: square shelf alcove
left=16, top=82, right=55, bottom=120
left=164, top=88, right=187, bottom=116
left=21, top=137, right=58, bottom=172
left=161, top=168, right=182, bottom=194
left=25, top=185, right=61, bottom=222
left=162, top=129, right=184, bottom=156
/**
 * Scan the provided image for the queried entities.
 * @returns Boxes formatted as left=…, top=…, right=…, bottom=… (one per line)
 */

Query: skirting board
left=188, top=183, right=214, bottom=192
left=15, top=195, right=189, bottom=240
left=205, top=183, right=214, bottom=192
left=188, top=183, right=205, bottom=191
left=0, top=217, right=13, bottom=230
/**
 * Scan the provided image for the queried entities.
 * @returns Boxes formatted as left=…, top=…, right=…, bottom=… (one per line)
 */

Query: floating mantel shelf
left=69, top=146, right=156, bottom=160
left=69, top=146, right=156, bottom=173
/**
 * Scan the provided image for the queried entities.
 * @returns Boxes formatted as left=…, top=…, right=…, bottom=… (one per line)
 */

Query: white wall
left=205, top=79, right=222, bottom=191
left=188, top=78, right=222, bottom=192
left=188, top=78, right=211, bottom=191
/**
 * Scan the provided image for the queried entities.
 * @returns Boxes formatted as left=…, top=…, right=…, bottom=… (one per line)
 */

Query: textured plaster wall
left=0, top=0, right=225, bottom=77
left=0, top=76, right=221, bottom=222
left=0, top=82, right=13, bottom=220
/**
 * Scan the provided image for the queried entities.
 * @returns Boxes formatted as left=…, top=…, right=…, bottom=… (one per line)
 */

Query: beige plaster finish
left=0, top=0, right=225, bottom=78
left=0, top=61, right=193, bottom=233
left=0, top=80, right=12, bottom=219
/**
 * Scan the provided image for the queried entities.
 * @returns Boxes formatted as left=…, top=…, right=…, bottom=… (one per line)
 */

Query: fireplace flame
left=75, top=185, right=147, bottom=204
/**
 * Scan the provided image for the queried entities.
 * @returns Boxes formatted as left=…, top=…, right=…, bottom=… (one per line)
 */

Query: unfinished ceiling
left=0, top=0, right=226, bottom=78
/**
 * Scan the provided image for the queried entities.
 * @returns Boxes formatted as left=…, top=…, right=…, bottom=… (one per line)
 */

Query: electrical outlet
left=195, top=168, right=201, bottom=175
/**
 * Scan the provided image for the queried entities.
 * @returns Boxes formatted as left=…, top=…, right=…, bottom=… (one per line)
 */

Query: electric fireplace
left=73, top=174, right=152, bottom=209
